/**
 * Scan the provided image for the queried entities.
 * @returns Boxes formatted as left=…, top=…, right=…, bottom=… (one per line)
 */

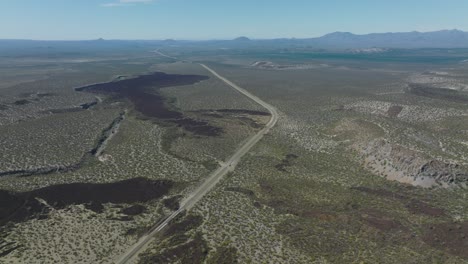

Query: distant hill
left=233, top=36, right=251, bottom=41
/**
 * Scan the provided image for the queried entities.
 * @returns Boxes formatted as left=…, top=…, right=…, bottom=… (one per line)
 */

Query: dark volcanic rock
left=422, top=221, right=468, bottom=259
left=352, top=186, right=446, bottom=217
left=140, top=233, right=208, bottom=264
left=0, top=178, right=173, bottom=226
left=13, top=99, right=31, bottom=105
left=275, top=154, right=299, bottom=172
left=408, top=84, right=468, bottom=103
left=0, top=244, right=21, bottom=257
left=85, top=202, right=104, bottom=213
left=359, top=209, right=406, bottom=231
left=36, top=93, right=56, bottom=98
left=27, top=177, right=173, bottom=208
left=80, top=101, right=98, bottom=109
left=215, top=109, right=270, bottom=116
left=387, top=105, right=403, bottom=118
left=0, top=190, right=49, bottom=226
left=163, top=195, right=182, bottom=211
left=405, top=199, right=446, bottom=217
left=121, top=205, right=147, bottom=216
left=225, top=187, right=256, bottom=198
left=76, top=72, right=222, bottom=136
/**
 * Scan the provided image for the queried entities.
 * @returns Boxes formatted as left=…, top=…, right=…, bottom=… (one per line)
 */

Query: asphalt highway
left=115, top=63, right=278, bottom=264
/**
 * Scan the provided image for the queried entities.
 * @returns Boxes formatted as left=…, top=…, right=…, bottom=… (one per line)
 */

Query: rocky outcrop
left=417, top=160, right=468, bottom=185
left=360, top=139, right=467, bottom=188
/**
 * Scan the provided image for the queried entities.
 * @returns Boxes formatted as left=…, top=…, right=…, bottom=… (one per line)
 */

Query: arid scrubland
left=2, top=48, right=468, bottom=263
left=0, top=54, right=273, bottom=262
left=137, top=54, right=468, bottom=263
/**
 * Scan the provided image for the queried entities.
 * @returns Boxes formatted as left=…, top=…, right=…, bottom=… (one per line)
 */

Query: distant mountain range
left=1, top=30, right=468, bottom=50
left=228, top=29, right=468, bottom=49
left=306, top=29, right=468, bottom=48
left=211, top=30, right=468, bottom=49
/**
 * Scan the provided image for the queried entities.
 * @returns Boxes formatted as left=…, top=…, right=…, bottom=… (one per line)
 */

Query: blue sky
left=1, top=0, right=468, bottom=40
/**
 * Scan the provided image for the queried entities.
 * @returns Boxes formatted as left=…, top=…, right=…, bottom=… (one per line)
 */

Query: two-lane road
left=116, top=63, right=278, bottom=264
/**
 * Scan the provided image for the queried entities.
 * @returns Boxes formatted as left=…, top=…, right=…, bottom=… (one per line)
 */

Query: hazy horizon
left=1, top=0, right=468, bottom=40
left=0, top=28, right=465, bottom=42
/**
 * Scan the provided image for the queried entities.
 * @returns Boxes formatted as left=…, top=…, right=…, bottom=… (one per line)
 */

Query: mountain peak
left=233, top=36, right=250, bottom=41
left=323, top=32, right=354, bottom=37
left=321, top=32, right=357, bottom=41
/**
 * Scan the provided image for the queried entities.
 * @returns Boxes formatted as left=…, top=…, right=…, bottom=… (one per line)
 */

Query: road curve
left=115, top=63, right=278, bottom=264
